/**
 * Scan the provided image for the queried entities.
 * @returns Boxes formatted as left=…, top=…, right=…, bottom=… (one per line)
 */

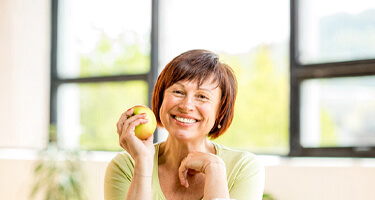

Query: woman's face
left=159, top=76, right=221, bottom=142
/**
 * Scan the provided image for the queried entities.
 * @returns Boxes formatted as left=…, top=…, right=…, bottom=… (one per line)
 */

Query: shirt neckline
left=153, top=141, right=220, bottom=200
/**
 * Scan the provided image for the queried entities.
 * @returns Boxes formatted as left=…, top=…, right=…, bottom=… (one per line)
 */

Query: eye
left=197, top=94, right=209, bottom=100
left=173, top=90, right=184, bottom=95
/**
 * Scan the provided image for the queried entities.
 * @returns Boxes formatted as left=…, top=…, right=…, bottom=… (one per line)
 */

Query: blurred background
left=1, top=0, right=375, bottom=199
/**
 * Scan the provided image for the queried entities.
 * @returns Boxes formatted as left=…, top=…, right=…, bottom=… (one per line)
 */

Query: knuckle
left=121, top=112, right=128, bottom=117
left=129, top=120, right=139, bottom=127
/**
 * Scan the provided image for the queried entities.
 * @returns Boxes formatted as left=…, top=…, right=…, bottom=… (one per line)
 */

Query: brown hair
left=152, top=49, right=237, bottom=139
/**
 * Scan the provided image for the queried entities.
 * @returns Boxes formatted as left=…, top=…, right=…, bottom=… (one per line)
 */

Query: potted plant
left=30, top=144, right=86, bottom=200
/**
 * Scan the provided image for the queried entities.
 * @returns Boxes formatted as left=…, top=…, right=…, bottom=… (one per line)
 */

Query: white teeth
left=175, top=116, right=197, bottom=123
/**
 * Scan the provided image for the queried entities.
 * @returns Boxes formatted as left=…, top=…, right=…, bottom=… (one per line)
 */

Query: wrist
left=133, top=171, right=153, bottom=178
left=203, top=161, right=226, bottom=174
left=134, top=156, right=154, bottom=177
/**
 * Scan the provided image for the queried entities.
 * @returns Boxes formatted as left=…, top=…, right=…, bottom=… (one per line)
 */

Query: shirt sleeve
left=228, top=154, right=265, bottom=200
left=104, top=152, right=135, bottom=200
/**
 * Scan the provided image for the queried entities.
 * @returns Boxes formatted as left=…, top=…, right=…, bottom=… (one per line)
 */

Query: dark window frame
left=289, top=0, right=375, bottom=157
left=51, top=0, right=375, bottom=156
left=49, top=0, right=159, bottom=146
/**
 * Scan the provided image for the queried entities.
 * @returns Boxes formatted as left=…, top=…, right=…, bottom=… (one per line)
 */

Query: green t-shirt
left=104, top=142, right=264, bottom=200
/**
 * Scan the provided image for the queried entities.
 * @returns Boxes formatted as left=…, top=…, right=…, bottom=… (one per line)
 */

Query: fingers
left=178, top=154, right=200, bottom=188
left=178, top=152, right=226, bottom=188
left=121, top=113, right=148, bottom=134
left=117, top=107, right=149, bottom=151
left=117, top=108, right=149, bottom=136
left=118, top=116, right=148, bottom=151
left=178, top=158, right=190, bottom=188
left=116, top=108, right=134, bottom=134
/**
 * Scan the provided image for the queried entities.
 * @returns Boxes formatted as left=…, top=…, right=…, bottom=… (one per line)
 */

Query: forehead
left=174, top=76, right=219, bottom=90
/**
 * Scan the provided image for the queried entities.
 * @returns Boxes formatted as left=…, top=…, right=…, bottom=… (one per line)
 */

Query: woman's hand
left=178, top=152, right=226, bottom=188
left=116, top=107, right=155, bottom=163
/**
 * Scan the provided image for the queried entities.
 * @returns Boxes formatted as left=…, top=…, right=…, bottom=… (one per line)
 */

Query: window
left=290, top=0, right=375, bottom=157
left=159, top=0, right=290, bottom=155
left=51, top=0, right=157, bottom=151
left=52, top=0, right=290, bottom=154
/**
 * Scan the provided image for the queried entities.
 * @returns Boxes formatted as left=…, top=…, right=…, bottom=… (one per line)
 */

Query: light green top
left=104, top=142, right=264, bottom=200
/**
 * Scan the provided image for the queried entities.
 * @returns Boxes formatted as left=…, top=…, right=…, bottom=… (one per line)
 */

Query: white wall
left=1, top=1, right=375, bottom=200
left=263, top=157, right=375, bottom=200
left=0, top=0, right=50, bottom=149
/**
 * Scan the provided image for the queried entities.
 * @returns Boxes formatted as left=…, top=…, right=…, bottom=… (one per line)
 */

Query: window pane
left=300, top=76, right=375, bottom=148
left=298, top=0, right=375, bottom=64
left=57, top=0, right=151, bottom=78
left=57, top=81, right=148, bottom=151
left=160, top=0, right=290, bottom=154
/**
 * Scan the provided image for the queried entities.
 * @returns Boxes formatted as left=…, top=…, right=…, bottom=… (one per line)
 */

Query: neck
left=158, top=137, right=215, bottom=170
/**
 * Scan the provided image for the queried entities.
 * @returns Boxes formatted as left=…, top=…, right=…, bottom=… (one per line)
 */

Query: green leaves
left=30, top=146, right=86, bottom=200
left=214, top=45, right=289, bottom=154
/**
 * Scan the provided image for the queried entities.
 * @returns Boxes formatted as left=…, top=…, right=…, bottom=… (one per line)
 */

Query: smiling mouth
left=174, top=116, right=197, bottom=124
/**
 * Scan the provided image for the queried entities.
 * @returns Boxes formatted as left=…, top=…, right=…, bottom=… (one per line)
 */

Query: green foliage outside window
left=78, top=33, right=290, bottom=154
left=80, top=33, right=150, bottom=77
left=320, top=108, right=337, bottom=147
left=79, top=81, right=148, bottom=151
left=214, top=45, right=289, bottom=154
left=78, top=33, right=149, bottom=151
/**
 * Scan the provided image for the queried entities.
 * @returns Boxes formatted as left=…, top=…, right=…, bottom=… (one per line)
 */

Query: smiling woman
left=153, top=50, right=238, bottom=139
left=104, top=49, right=265, bottom=200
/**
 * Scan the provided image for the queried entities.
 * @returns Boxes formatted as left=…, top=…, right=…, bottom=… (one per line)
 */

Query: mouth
left=173, top=115, right=198, bottom=124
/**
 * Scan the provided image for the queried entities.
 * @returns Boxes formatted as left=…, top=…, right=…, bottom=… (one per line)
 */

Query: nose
left=178, top=95, right=195, bottom=113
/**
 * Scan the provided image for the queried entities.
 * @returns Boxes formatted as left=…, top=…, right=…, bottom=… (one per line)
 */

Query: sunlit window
left=53, top=0, right=153, bottom=151
left=300, top=76, right=375, bottom=148
left=53, top=0, right=375, bottom=157
left=297, top=0, right=375, bottom=64
left=57, top=0, right=151, bottom=78
left=159, top=0, right=290, bottom=155
left=291, top=0, right=375, bottom=157
left=53, top=0, right=290, bottom=154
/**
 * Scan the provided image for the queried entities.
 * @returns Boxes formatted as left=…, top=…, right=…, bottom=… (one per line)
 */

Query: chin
left=169, top=130, right=205, bottom=143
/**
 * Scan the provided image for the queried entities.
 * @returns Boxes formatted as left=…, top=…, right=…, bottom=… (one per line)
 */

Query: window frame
left=289, top=0, right=375, bottom=157
left=49, top=0, right=159, bottom=147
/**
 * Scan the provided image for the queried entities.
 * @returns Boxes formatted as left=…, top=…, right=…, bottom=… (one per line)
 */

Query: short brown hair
left=152, top=49, right=237, bottom=139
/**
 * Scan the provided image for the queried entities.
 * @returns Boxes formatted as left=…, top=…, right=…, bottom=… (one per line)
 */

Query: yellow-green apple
left=130, top=105, right=157, bottom=140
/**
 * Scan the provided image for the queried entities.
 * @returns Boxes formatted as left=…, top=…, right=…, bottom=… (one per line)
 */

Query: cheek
left=204, top=105, right=219, bottom=123
left=159, top=101, right=167, bottom=121
left=209, top=103, right=221, bottom=124
left=159, top=96, right=173, bottom=124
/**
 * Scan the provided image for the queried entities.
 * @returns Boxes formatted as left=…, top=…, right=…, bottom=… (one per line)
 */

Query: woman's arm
left=108, top=108, right=155, bottom=200
left=125, top=156, right=154, bottom=200
left=203, top=160, right=230, bottom=199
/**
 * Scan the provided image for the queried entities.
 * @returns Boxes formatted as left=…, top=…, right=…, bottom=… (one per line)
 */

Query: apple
left=130, top=105, right=157, bottom=140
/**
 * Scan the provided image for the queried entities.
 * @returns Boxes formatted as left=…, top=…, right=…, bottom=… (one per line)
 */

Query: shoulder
left=214, top=142, right=259, bottom=165
left=213, top=143, right=265, bottom=198
left=109, top=151, right=134, bottom=169
left=105, top=151, right=135, bottom=182
left=214, top=142, right=264, bottom=177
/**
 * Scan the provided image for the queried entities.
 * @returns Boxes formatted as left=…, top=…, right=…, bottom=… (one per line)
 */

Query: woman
left=105, top=49, right=265, bottom=200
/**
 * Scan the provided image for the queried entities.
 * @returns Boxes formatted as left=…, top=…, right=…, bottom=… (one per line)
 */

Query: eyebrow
left=175, top=82, right=215, bottom=94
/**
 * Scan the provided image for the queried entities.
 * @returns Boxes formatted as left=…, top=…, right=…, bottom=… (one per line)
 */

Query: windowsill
left=258, top=154, right=375, bottom=167
left=0, top=148, right=40, bottom=160
left=1, top=148, right=375, bottom=168
left=0, top=148, right=118, bottom=162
